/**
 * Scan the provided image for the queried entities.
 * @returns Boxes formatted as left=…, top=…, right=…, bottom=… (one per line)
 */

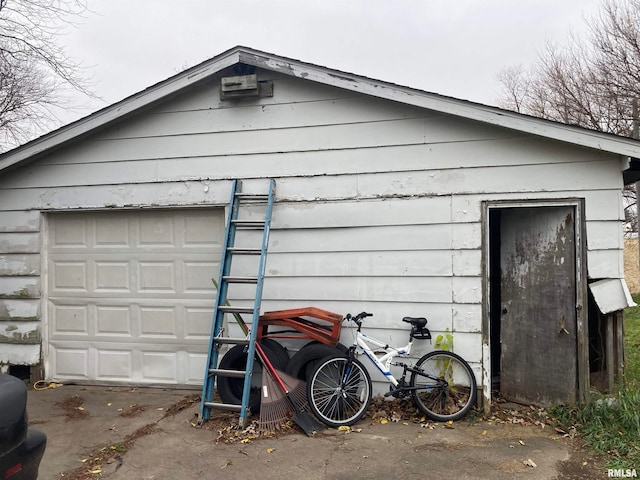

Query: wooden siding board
left=0, top=254, right=40, bottom=276
left=94, top=95, right=434, bottom=140
left=453, top=304, right=482, bottom=333
left=259, top=276, right=453, bottom=303
left=452, top=277, right=483, bottom=304
left=356, top=161, right=622, bottom=197
left=0, top=233, right=40, bottom=254
left=0, top=299, right=39, bottom=321
left=0, top=322, right=40, bottom=344
left=0, top=276, right=39, bottom=298
left=453, top=250, right=482, bottom=276
left=0, top=211, right=40, bottom=232
left=586, top=221, right=624, bottom=250
left=271, top=197, right=452, bottom=229
left=588, top=250, right=624, bottom=278
left=0, top=344, right=39, bottom=365
left=264, top=250, right=453, bottom=277
left=150, top=73, right=356, bottom=114
left=267, top=225, right=453, bottom=252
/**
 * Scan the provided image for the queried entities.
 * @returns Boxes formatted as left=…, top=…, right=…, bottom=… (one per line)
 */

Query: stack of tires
left=216, top=339, right=345, bottom=413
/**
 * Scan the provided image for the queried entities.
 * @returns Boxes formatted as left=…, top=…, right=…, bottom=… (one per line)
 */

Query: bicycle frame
left=350, top=328, right=412, bottom=388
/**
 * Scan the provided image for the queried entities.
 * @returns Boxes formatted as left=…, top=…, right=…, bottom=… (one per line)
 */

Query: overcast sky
left=57, top=0, right=605, bottom=125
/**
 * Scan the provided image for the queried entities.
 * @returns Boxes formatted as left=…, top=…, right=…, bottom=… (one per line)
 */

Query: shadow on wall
left=624, top=238, right=640, bottom=294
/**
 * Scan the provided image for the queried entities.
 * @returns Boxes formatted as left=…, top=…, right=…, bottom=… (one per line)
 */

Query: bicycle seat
left=402, top=317, right=427, bottom=329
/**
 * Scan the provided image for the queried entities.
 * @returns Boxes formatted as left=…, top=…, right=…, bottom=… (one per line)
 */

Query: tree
left=497, top=0, right=640, bottom=227
left=0, top=0, right=91, bottom=150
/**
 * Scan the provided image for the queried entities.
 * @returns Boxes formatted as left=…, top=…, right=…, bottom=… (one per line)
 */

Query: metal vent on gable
left=220, top=74, right=273, bottom=100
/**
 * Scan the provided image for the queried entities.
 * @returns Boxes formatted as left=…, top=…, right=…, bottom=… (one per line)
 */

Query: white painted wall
left=0, top=69, right=626, bottom=391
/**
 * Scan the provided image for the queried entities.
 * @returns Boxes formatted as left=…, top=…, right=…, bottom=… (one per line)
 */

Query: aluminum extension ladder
left=199, top=178, right=276, bottom=427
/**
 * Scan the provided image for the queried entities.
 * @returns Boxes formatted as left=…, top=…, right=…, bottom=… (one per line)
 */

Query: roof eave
left=2, top=45, right=640, bottom=173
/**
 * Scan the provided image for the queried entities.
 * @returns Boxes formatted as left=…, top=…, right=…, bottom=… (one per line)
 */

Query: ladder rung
left=223, top=276, right=258, bottom=284
left=235, top=193, right=269, bottom=201
left=204, top=402, right=242, bottom=412
left=227, top=247, right=262, bottom=255
left=209, top=368, right=247, bottom=378
left=218, top=306, right=255, bottom=314
left=231, top=220, right=266, bottom=228
left=214, top=337, right=249, bottom=345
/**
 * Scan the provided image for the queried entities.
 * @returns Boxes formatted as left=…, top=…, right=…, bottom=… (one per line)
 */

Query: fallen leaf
left=338, top=426, right=351, bottom=432
left=77, top=407, right=85, bottom=411
left=157, top=407, right=164, bottom=411
left=482, top=430, right=488, bottom=435
left=380, top=418, right=388, bottom=425
left=107, top=403, right=112, bottom=407
left=221, top=460, right=232, bottom=469
left=519, top=440, right=526, bottom=446
left=88, top=468, right=102, bottom=474
left=523, top=459, right=537, bottom=468
left=266, top=448, right=276, bottom=454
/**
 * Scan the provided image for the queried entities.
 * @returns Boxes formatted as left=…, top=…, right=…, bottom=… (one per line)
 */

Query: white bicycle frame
left=350, top=327, right=414, bottom=388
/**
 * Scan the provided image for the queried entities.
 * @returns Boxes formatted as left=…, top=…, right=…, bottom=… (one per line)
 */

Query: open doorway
left=487, top=202, right=588, bottom=405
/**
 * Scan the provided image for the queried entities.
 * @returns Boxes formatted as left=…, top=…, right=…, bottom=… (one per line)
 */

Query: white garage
left=45, top=209, right=224, bottom=385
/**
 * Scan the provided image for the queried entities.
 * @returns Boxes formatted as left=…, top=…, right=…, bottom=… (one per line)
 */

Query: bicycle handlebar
left=345, top=311, right=373, bottom=326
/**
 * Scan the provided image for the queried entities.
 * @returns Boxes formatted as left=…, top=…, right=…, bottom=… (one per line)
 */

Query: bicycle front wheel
left=307, top=356, right=372, bottom=428
left=410, top=350, right=477, bottom=422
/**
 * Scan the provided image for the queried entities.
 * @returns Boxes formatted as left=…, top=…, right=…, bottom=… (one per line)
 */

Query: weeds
left=550, top=295, right=640, bottom=470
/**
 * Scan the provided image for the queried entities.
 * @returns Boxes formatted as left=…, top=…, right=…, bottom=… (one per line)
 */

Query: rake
left=213, top=280, right=321, bottom=435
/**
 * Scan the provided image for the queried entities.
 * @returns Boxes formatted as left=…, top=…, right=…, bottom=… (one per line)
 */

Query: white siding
left=0, top=69, right=626, bottom=388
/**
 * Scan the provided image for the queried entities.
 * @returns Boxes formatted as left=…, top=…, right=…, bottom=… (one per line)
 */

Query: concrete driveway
left=26, top=384, right=605, bottom=479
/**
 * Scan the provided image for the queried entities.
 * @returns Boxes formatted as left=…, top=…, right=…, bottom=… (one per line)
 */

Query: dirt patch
left=55, top=395, right=89, bottom=421
left=118, top=404, right=147, bottom=418
left=163, top=392, right=200, bottom=418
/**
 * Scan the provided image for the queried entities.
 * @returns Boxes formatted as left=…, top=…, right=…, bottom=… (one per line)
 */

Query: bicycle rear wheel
left=410, top=350, right=476, bottom=422
left=307, top=356, right=372, bottom=427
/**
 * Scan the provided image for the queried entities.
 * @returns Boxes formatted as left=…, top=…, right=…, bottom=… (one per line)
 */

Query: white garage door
left=46, top=209, right=224, bottom=385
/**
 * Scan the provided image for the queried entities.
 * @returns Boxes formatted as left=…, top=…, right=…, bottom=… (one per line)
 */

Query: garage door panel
left=47, top=209, right=223, bottom=385
left=52, top=216, right=89, bottom=248
left=138, top=262, right=176, bottom=293
left=140, top=307, right=178, bottom=338
left=52, top=261, right=88, bottom=292
left=96, top=305, right=133, bottom=337
left=95, top=218, right=129, bottom=246
left=50, top=303, right=89, bottom=335
left=141, top=350, right=178, bottom=383
left=95, top=261, right=130, bottom=292
left=186, top=352, right=208, bottom=384
left=96, top=350, right=133, bottom=381
left=184, top=307, right=214, bottom=339
left=139, top=214, right=176, bottom=246
left=183, top=261, right=219, bottom=293
left=51, top=346, right=90, bottom=379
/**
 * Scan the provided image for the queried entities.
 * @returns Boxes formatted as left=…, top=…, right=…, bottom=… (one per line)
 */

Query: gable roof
left=2, top=45, right=640, bottom=174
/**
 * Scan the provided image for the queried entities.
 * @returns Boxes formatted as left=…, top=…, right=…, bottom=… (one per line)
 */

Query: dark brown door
left=499, top=206, right=577, bottom=405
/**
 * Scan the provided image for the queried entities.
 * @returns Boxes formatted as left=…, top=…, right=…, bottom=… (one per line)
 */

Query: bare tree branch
left=0, top=0, right=94, bottom=150
left=496, top=0, right=640, bottom=228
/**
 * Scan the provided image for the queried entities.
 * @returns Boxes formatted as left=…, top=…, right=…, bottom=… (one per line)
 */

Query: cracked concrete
left=27, top=384, right=606, bottom=480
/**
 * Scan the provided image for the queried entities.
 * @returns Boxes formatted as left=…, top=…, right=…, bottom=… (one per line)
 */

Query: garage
left=45, top=209, right=224, bottom=385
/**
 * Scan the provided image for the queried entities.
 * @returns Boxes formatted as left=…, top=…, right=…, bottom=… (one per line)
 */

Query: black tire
left=307, top=356, right=372, bottom=427
left=216, top=342, right=287, bottom=414
left=410, top=350, right=477, bottom=422
left=285, top=342, right=346, bottom=381
left=261, top=338, right=289, bottom=367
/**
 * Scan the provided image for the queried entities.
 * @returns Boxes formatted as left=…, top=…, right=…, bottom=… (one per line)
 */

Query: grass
left=550, top=294, right=640, bottom=470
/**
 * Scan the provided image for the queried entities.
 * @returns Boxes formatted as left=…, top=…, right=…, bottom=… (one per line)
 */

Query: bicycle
left=307, top=311, right=477, bottom=427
